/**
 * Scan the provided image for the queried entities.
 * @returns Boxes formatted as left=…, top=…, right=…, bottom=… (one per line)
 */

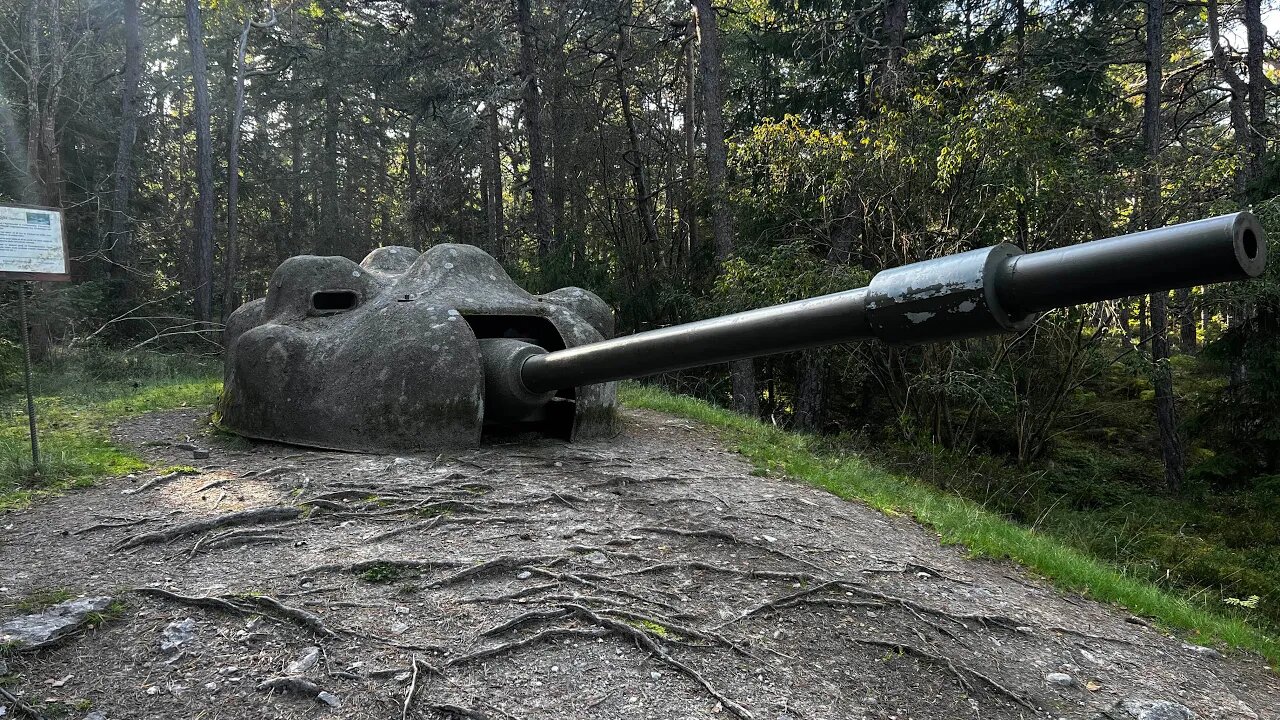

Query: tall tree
left=108, top=0, right=142, bottom=288
left=224, top=9, right=276, bottom=318
left=615, top=6, right=659, bottom=255
left=693, top=0, right=757, bottom=415
left=1144, top=0, right=1184, bottom=492
left=515, top=0, right=552, bottom=257
left=1243, top=0, right=1269, bottom=187
left=184, top=0, right=214, bottom=322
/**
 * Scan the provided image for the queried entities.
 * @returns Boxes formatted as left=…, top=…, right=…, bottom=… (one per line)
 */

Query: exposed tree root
left=860, top=638, right=1037, bottom=711
left=136, top=587, right=339, bottom=638
left=135, top=587, right=256, bottom=615
left=115, top=506, right=301, bottom=550
left=718, top=579, right=1024, bottom=640
left=70, top=517, right=156, bottom=535
left=596, top=606, right=761, bottom=660
left=402, top=655, right=443, bottom=720
left=715, top=581, right=844, bottom=629
left=195, top=476, right=233, bottom=492
left=561, top=603, right=754, bottom=720
left=429, top=554, right=566, bottom=588
left=428, top=704, right=492, bottom=720
left=524, top=568, right=687, bottom=615
left=323, top=499, right=489, bottom=519
left=188, top=527, right=292, bottom=557
left=122, top=468, right=200, bottom=495
left=366, top=516, right=443, bottom=542
left=242, top=594, right=339, bottom=638
left=257, top=675, right=323, bottom=696
left=1045, top=625, right=1154, bottom=647
left=485, top=493, right=591, bottom=510
left=446, top=627, right=610, bottom=667
left=238, top=465, right=299, bottom=481
left=616, top=559, right=820, bottom=584
left=296, top=557, right=464, bottom=577
left=480, top=608, right=571, bottom=636
left=584, top=474, right=688, bottom=489
left=630, top=525, right=826, bottom=571
left=0, top=683, right=50, bottom=720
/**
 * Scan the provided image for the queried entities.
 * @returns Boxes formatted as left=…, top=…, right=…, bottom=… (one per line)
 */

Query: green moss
left=359, top=562, right=406, bottom=583
left=620, top=383, right=1280, bottom=666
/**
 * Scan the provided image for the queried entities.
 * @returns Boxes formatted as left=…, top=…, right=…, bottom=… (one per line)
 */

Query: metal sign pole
left=16, top=280, right=40, bottom=470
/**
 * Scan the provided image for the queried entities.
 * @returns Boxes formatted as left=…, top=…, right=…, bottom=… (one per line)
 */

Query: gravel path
left=0, top=407, right=1275, bottom=719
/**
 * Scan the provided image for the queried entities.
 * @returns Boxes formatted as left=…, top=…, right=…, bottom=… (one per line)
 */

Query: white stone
left=1045, top=672, right=1074, bottom=687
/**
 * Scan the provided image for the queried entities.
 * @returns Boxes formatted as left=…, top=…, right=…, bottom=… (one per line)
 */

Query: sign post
left=0, top=204, right=70, bottom=473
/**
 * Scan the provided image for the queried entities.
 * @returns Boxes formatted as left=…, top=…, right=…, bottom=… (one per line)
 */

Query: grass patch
left=13, top=587, right=75, bottom=612
left=0, top=351, right=220, bottom=510
left=359, top=563, right=407, bottom=583
left=620, top=383, right=1280, bottom=666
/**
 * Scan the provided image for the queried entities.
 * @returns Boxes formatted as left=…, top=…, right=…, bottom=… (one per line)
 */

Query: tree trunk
left=287, top=104, right=306, bottom=261
left=185, top=0, right=215, bottom=323
left=548, top=45, right=569, bottom=258
left=515, top=0, right=553, bottom=257
left=692, top=0, right=757, bottom=416
left=407, top=114, right=421, bottom=246
left=1206, top=0, right=1251, bottom=203
left=40, top=0, right=65, bottom=207
left=1243, top=0, right=1268, bottom=186
left=320, top=81, right=340, bottom=255
left=109, top=0, right=142, bottom=290
left=615, top=11, right=660, bottom=257
left=1175, top=287, right=1196, bottom=351
left=485, top=99, right=505, bottom=261
left=682, top=19, right=698, bottom=270
left=826, top=195, right=859, bottom=263
left=874, top=0, right=908, bottom=103
left=24, top=0, right=43, bottom=204
left=794, top=350, right=825, bottom=432
left=223, top=18, right=253, bottom=319
left=1143, top=0, right=1184, bottom=493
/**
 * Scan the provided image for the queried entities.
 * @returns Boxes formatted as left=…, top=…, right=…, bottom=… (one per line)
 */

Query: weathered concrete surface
left=220, top=244, right=618, bottom=452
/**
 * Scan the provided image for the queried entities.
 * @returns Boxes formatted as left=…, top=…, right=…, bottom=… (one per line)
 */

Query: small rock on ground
left=160, top=617, right=197, bottom=653
left=0, top=596, right=112, bottom=651
left=1116, top=698, right=1197, bottom=720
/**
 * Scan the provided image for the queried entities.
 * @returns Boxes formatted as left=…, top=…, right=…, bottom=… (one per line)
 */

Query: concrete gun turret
left=220, top=212, right=1266, bottom=452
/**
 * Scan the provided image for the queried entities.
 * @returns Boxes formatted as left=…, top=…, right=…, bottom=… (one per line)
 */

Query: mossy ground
left=0, top=350, right=220, bottom=510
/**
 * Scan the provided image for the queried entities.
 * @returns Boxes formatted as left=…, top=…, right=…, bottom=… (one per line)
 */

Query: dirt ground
left=0, top=407, right=1276, bottom=720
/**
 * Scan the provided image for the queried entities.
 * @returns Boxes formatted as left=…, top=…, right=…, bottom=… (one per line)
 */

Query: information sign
left=0, top=204, right=69, bottom=281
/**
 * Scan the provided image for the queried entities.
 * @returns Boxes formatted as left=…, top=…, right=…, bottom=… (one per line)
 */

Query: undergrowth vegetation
left=620, top=383, right=1280, bottom=666
left=0, top=347, right=220, bottom=509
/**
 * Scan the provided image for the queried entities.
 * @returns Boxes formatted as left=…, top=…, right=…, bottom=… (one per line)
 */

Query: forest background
left=1, top=0, right=1279, bottom=637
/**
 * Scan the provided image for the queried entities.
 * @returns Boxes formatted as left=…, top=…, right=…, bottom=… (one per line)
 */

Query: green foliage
left=358, top=563, right=406, bottom=583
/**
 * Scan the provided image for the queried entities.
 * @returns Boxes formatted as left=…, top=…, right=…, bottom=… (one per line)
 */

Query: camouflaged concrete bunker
left=221, top=213, right=1265, bottom=453
left=219, top=244, right=619, bottom=453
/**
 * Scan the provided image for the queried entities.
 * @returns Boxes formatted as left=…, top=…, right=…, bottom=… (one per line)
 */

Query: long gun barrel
left=478, top=212, right=1265, bottom=417
left=220, top=211, right=1268, bottom=449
